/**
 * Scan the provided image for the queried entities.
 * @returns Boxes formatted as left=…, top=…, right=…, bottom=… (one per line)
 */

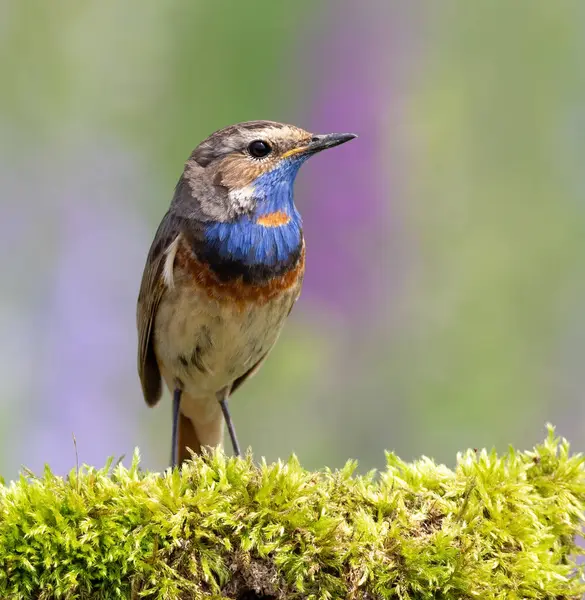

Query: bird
left=136, top=120, right=356, bottom=466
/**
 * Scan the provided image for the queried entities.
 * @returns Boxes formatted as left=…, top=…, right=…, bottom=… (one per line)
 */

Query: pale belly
left=153, top=282, right=297, bottom=398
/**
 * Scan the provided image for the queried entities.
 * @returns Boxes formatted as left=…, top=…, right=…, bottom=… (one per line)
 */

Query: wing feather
left=136, top=211, right=183, bottom=406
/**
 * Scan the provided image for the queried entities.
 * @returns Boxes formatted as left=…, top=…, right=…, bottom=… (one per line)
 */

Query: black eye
left=248, top=140, right=272, bottom=158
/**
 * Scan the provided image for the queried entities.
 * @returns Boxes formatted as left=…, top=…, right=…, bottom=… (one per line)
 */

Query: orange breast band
left=174, top=237, right=305, bottom=307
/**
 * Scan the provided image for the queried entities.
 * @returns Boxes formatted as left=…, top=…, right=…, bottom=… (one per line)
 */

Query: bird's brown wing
left=136, top=211, right=183, bottom=406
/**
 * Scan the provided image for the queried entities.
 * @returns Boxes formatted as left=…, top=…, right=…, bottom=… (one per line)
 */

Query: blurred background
left=1, top=1, right=584, bottom=480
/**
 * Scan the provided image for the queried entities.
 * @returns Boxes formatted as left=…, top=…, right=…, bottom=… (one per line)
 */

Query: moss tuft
left=1, top=426, right=584, bottom=599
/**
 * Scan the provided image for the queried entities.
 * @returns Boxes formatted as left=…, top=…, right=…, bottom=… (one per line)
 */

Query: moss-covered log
left=0, top=426, right=584, bottom=599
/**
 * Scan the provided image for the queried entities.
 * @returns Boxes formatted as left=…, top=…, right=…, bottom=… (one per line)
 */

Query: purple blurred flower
left=300, top=2, right=416, bottom=319
left=23, top=143, right=151, bottom=474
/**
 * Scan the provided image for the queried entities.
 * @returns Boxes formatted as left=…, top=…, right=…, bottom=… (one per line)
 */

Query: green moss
left=0, top=426, right=584, bottom=599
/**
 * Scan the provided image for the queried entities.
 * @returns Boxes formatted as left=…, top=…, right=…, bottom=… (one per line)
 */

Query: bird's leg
left=171, top=388, right=181, bottom=468
left=217, top=388, right=241, bottom=457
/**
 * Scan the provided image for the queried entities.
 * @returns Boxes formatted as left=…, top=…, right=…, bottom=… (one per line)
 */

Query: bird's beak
left=306, top=132, right=357, bottom=154
left=281, top=132, right=357, bottom=159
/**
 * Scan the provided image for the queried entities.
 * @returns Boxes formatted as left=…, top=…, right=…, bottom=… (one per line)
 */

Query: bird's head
left=177, top=120, right=356, bottom=269
left=182, top=120, right=356, bottom=222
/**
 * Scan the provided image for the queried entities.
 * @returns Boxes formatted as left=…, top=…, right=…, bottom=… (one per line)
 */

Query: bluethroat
left=136, top=120, right=356, bottom=466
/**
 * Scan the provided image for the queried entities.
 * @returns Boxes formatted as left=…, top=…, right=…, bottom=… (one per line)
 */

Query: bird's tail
left=176, top=393, right=224, bottom=465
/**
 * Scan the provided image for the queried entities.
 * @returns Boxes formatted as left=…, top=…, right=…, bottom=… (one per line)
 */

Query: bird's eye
left=248, top=140, right=272, bottom=158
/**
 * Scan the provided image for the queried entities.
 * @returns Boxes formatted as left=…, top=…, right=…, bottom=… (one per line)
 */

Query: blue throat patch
left=204, top=159, right=304, bottom=268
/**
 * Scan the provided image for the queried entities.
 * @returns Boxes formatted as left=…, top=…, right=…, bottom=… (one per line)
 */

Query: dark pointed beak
left=306, top=132, right=357, bottom=154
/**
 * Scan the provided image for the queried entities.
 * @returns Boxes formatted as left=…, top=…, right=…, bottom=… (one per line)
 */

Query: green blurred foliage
left=388, top=1, right=585, bottom=458
left=1, top=1, right=584, bottom=476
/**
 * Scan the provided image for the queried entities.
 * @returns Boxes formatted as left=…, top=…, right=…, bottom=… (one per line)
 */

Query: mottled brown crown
left=191, top=120, right=312, bottom=167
